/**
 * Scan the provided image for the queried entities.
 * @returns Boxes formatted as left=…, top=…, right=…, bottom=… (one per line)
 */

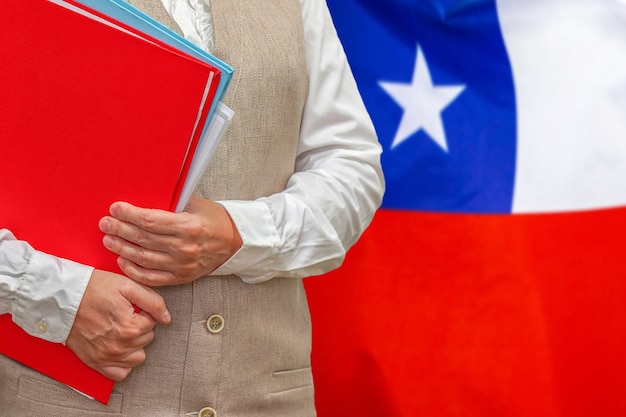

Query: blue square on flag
left=329, top=0, right=517, bottom=213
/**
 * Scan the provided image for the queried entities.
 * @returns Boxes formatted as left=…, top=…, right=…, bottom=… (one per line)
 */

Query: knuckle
left=117, top=278, right=134, bottom=294
left=103, top=369, right=125, bottom=382
left=137, top=247, right=150, bottom=267
left=118, top=324, right=141, bottom=340
left=139, top=210, right=158, bottom=229
left=179, top=264, right=198, bottom=280
left=105, top=343, right=126, bottom=359
left=132, top=227, right=148, bottom=245
left=134, top=350, right=147, bottom=365
left=115, top=367, right=132, bottom=381
left=152, top=291, right=166, bottom=306
left=140, top=272, right=159, bottom=286
left=90, top=349, right=108, bottom=364
left=179, top=242, right=201, bottom=258
left=180, top=215, right=204, bottom=238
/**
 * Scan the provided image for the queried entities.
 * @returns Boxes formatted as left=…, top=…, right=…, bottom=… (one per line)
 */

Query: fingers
left=117, top=321, right=156, bottom=350
left=109, top=201, right=180, bottom=235
left=117, top=257, right=177, bottom=287
left=85, top=329, right=153, bottom=365
left=99, top=202, right=183, bottom=269
left=97, top=366, right=133, bottom=382
left=100, top=216, right=174, bottom=254
left=121, top=279, right=171, bottom=324
left=100, top=198, right=241, bottom=287
left=102, top=232, right=171, bottom=270
left=96, top=349, right=148, bottom=381
left=66, top=270, right=171, bottom=381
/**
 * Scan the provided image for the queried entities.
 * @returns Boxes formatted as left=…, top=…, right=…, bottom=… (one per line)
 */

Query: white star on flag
left=380, top=45, right=465, bottom=152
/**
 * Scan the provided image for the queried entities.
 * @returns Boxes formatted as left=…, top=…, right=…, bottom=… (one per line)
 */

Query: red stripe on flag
left=306, top=207, right=626, bottom=417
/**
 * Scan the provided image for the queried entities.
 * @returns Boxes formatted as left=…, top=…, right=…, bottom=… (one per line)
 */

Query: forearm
left=0, top=229, right=93, bottom=343
left=214, top=155, right=383, bottom=283
left=212, top=0, right=384, bottom=283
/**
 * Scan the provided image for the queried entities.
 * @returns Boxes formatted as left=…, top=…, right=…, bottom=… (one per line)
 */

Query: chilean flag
left=305, top=1, right=626, bottom=416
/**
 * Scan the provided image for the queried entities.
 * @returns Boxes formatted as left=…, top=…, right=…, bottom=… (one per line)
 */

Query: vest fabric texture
left=0, top=1, right=315, bottom=416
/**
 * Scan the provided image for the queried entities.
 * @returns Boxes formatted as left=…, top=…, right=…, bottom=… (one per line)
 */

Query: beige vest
left=0, top=1, right=314, bottom=416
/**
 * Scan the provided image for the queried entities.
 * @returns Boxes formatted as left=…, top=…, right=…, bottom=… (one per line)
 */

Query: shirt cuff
left=210, top=200, right=281, bottom=284
left=13, top=251, right=93, bottom=344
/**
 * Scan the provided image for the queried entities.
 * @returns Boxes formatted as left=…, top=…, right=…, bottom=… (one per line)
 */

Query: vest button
left=206, top=315, right=225, bottom=334
left=198, top=406, right=217, bottom=417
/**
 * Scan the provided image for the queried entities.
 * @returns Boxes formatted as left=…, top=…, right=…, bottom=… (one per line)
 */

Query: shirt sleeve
left=211, top=0, right=385, bottom=283
left=0, top=229, right=93, bottom=343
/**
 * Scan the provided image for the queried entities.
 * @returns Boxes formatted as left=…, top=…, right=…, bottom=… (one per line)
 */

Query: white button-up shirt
left=0, top=0, right=384, bottom=343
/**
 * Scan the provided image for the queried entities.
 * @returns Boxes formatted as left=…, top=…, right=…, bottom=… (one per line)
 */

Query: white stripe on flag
left=497, top=0, right=626, bottom=212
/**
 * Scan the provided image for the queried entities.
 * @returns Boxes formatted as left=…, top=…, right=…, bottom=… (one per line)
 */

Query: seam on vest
left=177, top=283, right=196, bottom=415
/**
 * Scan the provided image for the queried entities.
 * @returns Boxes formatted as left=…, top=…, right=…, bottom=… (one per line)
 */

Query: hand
left=66, top=269, right=171, bottom=381
left=98, top=196, right=243, bottom=287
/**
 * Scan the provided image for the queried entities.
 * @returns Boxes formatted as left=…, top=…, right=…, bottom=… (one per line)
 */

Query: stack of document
left=0, top=0, right=233, bottom=404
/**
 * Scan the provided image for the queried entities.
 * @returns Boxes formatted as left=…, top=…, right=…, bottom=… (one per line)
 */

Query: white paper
left=176, top=102, right=234, bottom=212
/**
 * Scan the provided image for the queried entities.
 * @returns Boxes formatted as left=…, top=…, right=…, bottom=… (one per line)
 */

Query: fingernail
left=99, top=218, right=109, bottom=232
left=103, top=235, right=114, bottom=248
left=110, top=203, right=120, bottom=217
left=164, top=310, right=171, bottom=323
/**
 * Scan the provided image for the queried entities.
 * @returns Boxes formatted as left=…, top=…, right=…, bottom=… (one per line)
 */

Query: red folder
left=0, top=0, right=221, bottom=404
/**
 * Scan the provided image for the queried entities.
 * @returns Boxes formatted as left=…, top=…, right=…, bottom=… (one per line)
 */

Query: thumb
left=120, top=281, right=171, bottom=325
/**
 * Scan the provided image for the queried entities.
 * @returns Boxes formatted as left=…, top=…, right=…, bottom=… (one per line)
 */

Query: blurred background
left=305, top=1, right=626, bottom=416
